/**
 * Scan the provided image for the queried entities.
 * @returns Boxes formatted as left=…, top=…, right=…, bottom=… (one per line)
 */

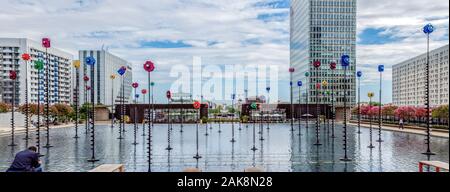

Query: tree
left=414, top=107, right=427, bottom=122
left=382, top=104, right=397, bottom=117
left=0, top=102, right=11, bottom=113
left=432, top=105, right=449, bottom=120
left=53, top=104, right=74, bottom=123
left=395, top=106, right=416, bottom=122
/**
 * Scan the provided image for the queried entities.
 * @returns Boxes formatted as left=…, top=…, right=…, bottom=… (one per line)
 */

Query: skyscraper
left=77, top=50, right=133, bottom=106
left=290, top=0, right=357, bottom=111
left=0, top=38, right=73, bottom=105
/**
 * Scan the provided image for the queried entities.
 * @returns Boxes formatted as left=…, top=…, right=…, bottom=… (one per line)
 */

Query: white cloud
left=0, top=0, right=448, bottom=102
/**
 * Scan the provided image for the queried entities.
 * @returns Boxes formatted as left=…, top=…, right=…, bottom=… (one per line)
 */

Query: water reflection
left=0, top=123, right=448, bottom=172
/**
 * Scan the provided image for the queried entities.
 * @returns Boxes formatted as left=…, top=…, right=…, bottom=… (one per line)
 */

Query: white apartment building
left=393, top=44, right=449, bottom=107
left=0, top=38, right=73, bottom=105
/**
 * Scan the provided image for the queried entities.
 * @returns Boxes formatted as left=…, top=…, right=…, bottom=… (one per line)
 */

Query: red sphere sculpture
left=9, top=71, right=17, bottom=80
left=21, top=53, right=31, bottom=61
left=132, top=82, right=139, bottom=88
left=330, top=62, right=337, bottom=70
left=313, top=60, right=321, bottom=68
left=144, top=60, right=155, bottom=72
left=83, top=76, right=90, bottom=82
left=141, top=89, right=148, bottom=95
left=289, top=67, right=295, bottom=73
left=193, top=101, right=201, bottom=109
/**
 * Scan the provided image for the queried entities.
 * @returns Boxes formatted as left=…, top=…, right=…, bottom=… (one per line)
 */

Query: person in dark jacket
left=6, top=146, right=42, bottom=172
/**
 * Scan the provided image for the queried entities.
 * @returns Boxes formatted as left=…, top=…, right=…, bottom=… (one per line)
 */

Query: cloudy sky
left=0, top=0, right=448, bottom=103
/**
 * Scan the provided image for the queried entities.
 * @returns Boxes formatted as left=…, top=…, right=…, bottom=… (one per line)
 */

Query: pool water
left=0, top=123, right=448, bottom=172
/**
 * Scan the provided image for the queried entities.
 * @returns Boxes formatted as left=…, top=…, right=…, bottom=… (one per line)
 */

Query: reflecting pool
left=0, top=123, right=448, bottom=172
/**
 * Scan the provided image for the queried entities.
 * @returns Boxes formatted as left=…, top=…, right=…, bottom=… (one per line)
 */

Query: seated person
left=6, top=146, right=42, bottom=172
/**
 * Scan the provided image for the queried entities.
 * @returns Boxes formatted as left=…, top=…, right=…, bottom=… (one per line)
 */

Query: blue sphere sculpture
left=423, top=23, right=434, bottom=34
left=118, top=67, right=126, bottom=76
left=231, top=94, right=236, bottom=100
left=341, top=55, right=350, bottom=67
left=85, top=56, right=96, bottom=66
left=297, top=81, right=303, bottom=87
left=266, top=87, right=270, bottom=92
left=378, top=65, right=385, bottom=72
left=357, top=71, right=362, bottom=78
left=135, top=94, right=140, bottom=99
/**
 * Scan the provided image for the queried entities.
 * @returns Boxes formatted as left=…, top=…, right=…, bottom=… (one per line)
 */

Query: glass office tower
left=290, top=0, right=356, bottom=108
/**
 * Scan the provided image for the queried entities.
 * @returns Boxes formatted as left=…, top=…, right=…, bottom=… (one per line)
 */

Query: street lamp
left=340, top=54, right=352, bottom=162
left=297, top=81, right=302, bottom=136
left=313, top=60, right=321, bottom=146
left=329, top=62, right=337, bottom=138
left=289, top=67, right=295, bottom=131
left=132, top=82, right=139, bottom=145
left=377, top=65, right=384, bottom=143
left=357, top=71, right=363, bottom=134
left=73, top=60, right=81, bottom=139
left=422, top=23, right=436, bottom=156
left=85, top=56, right=99, bottom=162
left=368, top=92, right=375, bottom=149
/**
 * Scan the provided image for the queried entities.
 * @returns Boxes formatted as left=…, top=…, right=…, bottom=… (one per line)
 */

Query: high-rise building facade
left=77, top=50, right=133, bottom=106
left=290, top=0, right=357, bottom=108
left=0, top=38, right=73, bottom=105
left=393, top=44, right=449, bottom=107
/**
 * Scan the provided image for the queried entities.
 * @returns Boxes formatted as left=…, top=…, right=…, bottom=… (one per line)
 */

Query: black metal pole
left=368, top=97, right=375, bottom=149
left=306, top=76, right=309, bottom=131
left=24, top=59, right=30, bottom=140
left=423, top=33, right=435, bottom=156
left=132, top=87, right=138, bottom=145
left=9, top=69, right=17, bottom=147
left=331, top=70, right=335, bottom=138
left=74, top=67, right=79, bottom=139
left=251, top=109, right=257, bottom=151
left=142, top=94, right=146, bottom=136
left=357, top=76, right=362, bottom=134
left=290, top=73, right=294, bottom=132
left=44, top=48, right=52, bottom=148
left=118, top=75, right=123, bottom=140
left=121, top=76, right=125, bottom=133
left=85, top=78, right=89, bottom=134
left=298, top=85, right=302, bottom=136
left=111, top=77, right=114, bottom=129
left=377, top=72, right=383, bottom=143
left=147, top=72, right=152, bottom=172
left=231, top=97, right=235, bottom=142
left=194, top=108, right=202, bottom=159
left=314, top=67, right=321, bottom=146
left=180, top=95, right=184, bottom=132
left=87, top=63, right=98, bottom=162
left=341, top=65, right=351, bottom=161
left=36, top=67, right=42, bottom=156
left=166, top=98, right=172, bottom=151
